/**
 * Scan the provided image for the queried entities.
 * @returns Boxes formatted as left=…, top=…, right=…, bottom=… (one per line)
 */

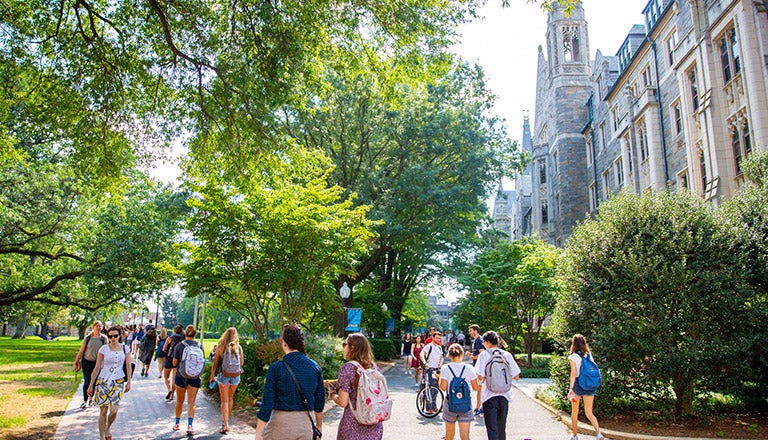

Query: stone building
left=525, top=0, right=768, bottom=244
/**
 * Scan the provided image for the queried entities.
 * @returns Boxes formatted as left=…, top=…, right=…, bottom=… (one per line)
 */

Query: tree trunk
left=672, top=377, right=694, bottom=415
left=78, top=325, right=87, bottom=340
left=12, top=313, right=27, bottom=339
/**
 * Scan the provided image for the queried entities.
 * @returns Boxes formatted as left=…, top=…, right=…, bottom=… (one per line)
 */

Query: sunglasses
left=108, top=334, right=120, bottom=339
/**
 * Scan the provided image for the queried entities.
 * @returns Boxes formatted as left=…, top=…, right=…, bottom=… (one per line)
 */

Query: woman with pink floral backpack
left=330, top=333, right=387, bottom=440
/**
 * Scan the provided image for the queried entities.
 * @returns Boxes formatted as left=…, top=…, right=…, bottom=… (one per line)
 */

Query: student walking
left=411, top=334, right=425, bottom=386
left=210, top=327, right=245, bottom=434
left=138, top=326, right=157, bottom=377
left=473, top=331, right=520, bottom=440
left=155, top=328, right=167, bottom=378
left=439, top=343, right=478, bottom=440
left=465, top=324, right=485, bottom=416
left=73, top=321, right=107, bottom=408
left=567, top=334, right=605, bottom=440
left=420, top=331, right=444, bottom=415
left=171, top=325, right=204, bottom=435
left=255, top=324, right=325, bottom=440
left=400, top=333, right=414, bottom=375
left=162, top=324, right=183, bottom=401
left=87, top=326, right=132, bottom=440
left=331, top=332, right=385, bottom=440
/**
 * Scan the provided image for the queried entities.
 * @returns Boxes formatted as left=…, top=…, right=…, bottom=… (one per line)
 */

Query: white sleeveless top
left=97, top=345, right=127, bottom=381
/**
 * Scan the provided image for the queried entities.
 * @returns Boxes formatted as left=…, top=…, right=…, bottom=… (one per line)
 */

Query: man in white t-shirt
left=474, top=331, right=520, bottom=440
left=420, top=331, right=444, bottom=414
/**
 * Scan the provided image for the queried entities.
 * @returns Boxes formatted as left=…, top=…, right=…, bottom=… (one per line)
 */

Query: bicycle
left=416, top=367, right=444, bottom=418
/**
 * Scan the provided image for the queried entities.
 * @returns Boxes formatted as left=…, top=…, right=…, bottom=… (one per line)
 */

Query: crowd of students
left=74, top=320, right=605, bottom=440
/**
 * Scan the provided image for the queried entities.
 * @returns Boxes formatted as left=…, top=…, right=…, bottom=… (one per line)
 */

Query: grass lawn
left=0, top=336, right=82, bottom=440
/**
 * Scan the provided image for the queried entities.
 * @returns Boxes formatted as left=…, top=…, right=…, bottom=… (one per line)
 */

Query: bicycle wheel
left=416, top=385, right=444, bottom=418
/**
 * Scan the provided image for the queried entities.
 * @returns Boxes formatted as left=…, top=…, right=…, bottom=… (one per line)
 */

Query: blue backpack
left=577, top=353, right=601, bottom=392
left=446, top=365, right=472, bottom=413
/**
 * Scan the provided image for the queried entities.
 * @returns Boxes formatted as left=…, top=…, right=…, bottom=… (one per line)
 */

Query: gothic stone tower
left=531, top=1, right=593, bottom=246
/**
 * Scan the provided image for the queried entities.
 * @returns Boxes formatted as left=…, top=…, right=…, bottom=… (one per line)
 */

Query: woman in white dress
left=87, top=326, right=132, bottom=440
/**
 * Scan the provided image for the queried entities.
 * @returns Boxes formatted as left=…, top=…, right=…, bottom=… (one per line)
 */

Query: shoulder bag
left=282, top=360, right=322, bottom=440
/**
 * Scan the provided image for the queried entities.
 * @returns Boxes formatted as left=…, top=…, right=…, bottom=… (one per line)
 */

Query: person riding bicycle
left=420, top=331, right=444, bottom=415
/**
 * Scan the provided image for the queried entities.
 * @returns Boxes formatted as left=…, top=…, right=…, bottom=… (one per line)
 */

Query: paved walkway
left=54, top=363, right=591, bottom=440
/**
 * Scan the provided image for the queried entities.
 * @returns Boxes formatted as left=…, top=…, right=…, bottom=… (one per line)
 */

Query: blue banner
left=385, top=318, right=395, bottom=333
left=345, top=308, right=362, bottom=332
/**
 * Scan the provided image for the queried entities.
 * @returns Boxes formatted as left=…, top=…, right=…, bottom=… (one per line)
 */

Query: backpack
left=221, top=347, right=243, bottom=375
left=577, top=353, right=601, bottom=392
left=446, top=365, right=472, bottom=413
left=349, top=361, right=393, bottom=425
left=178, top=340, right=205, bottom=379
left=484, top=349, right=513, bottom=393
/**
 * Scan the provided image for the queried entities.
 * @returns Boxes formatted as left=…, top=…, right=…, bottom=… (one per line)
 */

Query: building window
left=553, top=151, right=558, bottom=174
left=541, top=198, right=549, bottom=224
left=700, top=149, right=707, bottom=191
left=624, top=135, right=633, bottom=173
left=589, top=183, right=597, bottom=211
left=586, top=139, right=594, bottom=166
left=732, top=119, right=753, bottom=175
left=602, top=169, right=610, bottom=200
left=673, top=102, right=682, bottom=134
left=563, top=26, right=581, bottom=62
left=615, top=157, right=624, bottom=188
left=720, top=28, right=741, bottom=84
left=678, top=169, right=689, bottom=190
left=666, top=30, right=678, bottom=66
left=599, top=123, right=606, bottom=150
left=554, top=193, right=560, bottom=217
left=611, top=107, right=619, bottom=131
left=641, top=65, right=653, bottom=88
left=637, top=121, right=649, bottom=162
left=539, top=160, right=547, bottom=184
left=689, top=69, right=699, bottom=110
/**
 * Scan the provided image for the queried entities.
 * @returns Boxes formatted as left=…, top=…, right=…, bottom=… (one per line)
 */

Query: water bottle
left=209, top=381, right=216, bottom=389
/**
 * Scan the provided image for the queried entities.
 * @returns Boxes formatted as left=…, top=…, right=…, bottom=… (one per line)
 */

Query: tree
left=183, top=147, right=377, bottom=338
left=554, top=190, right=757, bottom=415
left=720, top=151, right=768, bottom=395
left=281, top=52, right=523, bottom=325
left=455, top=237, right=559, bottom=362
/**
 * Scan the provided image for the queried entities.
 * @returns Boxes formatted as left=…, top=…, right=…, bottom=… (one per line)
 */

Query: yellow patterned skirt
left=93, top=377, right=125, bottom=407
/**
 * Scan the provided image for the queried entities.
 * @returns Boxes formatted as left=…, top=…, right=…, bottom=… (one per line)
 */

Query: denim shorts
left=215, top=373, right=241, bottom=386
left=572, top=379, right=596, bottom=396
left=442, top=408, right=475, bottom=423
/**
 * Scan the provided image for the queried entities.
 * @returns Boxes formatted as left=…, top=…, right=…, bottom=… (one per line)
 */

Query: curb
left=521, top=385, right=751, bottom=440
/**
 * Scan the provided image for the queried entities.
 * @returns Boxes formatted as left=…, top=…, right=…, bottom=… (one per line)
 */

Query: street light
left=381, top=302, right=388, bottom=312
left=339, top=282, right=351, bottom=308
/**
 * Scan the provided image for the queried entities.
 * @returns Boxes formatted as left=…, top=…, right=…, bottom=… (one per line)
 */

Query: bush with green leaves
left=369, top=338, right=398, bottom=360
left=553, top=189, right=759, bottom=415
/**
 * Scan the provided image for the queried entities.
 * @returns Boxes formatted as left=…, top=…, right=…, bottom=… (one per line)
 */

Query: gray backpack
left=484, top=349, right=513, bottom=393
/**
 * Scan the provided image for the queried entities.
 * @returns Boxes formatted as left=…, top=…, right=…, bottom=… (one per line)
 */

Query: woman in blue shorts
left=567, top=334, right=605, bottom=440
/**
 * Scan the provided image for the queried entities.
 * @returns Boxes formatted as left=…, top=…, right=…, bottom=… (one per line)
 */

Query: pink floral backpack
left=349, top=361, right=393, bottom=425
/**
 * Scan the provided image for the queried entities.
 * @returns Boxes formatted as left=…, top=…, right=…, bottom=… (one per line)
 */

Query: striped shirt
left=256, top=351, right=325, bottom=422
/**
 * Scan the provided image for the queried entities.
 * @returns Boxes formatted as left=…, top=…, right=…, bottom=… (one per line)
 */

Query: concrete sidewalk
left=54, top=371, right=255, bottom=440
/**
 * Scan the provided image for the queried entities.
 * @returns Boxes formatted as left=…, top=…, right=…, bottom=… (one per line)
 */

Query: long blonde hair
left=216, top=327, right=240, bottom=358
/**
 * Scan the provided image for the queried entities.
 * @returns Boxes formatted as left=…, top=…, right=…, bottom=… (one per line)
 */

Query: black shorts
left=174, top=375, right=201, bottom=389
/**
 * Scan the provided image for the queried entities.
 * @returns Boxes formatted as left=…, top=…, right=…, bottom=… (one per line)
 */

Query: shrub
left=369, top=338, right=397, bottom=360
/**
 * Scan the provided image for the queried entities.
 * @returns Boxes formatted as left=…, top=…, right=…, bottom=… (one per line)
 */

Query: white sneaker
left=569, top=436, right=578, bottom=440
left=596, top=433, right=605, bottom=440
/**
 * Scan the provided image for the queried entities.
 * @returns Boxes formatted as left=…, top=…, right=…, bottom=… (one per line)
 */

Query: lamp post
left=339, top=282, right=351, bottom=335
left=381, top=303, right=388, bottom=337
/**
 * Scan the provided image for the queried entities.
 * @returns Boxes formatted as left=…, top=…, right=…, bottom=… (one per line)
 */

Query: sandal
left=79, top=402, right=87, bottom=409
left=219, top=425, right=228, bottom=434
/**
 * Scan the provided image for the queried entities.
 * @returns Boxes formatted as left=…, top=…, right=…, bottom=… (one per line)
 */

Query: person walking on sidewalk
left=155, top=327, right=167, bottom=378
left=400, top=333, right=414, bottom=376
left=138, top=326, right=156, bottom=377
left=73, top=321, right=107, bottom=408
left=162, top=324, right=183, bottom=401
left=331, top=332, right=384, bottom=440
left=473, top=331, right=520, bottom=440
left=210, top=327, right=245, bottom=435
left=465, top=324, right=484, bottom=416
left=440, top=343, right=478, bottom=440
left=567, top=334, right=605, bottom=440
left=411, top=334, right=425, bottom=386
left=171, top=325, right=203, bottom=435
left=255, top=324, right=325, bottom=440
left=87, top=326, right=132, bottom=440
